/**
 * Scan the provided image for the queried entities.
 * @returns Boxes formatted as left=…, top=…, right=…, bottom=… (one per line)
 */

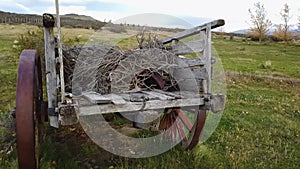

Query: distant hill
left=231, top=25, right=300, bottom=35
left=61, top=13, right=97, bottom=21
left=0, top=10, right=106, bottom=29
left=230, top=29, right=250, bottom=35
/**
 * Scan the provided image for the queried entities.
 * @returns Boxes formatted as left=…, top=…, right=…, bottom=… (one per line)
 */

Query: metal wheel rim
left=16, top=50, right=42, bottom=169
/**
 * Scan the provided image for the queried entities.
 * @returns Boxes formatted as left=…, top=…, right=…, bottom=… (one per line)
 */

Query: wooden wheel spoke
left=171, top=113, right=178, bottom=140
left=175, top=119, right=187, bottom=142
left=158, top=108, right=207, bottom=150
left=158, top=114, right=167, bottom=130
left=176, top=109, right=193, bottom=131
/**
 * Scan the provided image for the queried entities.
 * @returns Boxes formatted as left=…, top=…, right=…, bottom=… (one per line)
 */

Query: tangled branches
left=63, top=44, right=127, bottom=94
left=136, top=28, right=163, bottom=49
left=62, top=30, right=192, bottom=95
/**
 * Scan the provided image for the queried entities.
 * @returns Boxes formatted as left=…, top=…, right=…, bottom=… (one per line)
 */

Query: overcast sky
left=0, top=0, right=299, bottom=31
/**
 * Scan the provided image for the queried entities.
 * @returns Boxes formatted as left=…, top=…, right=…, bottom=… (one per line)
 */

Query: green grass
left=0, top=24, right=299, bottom=169
left=213, top=36, right=300, bottom=79
left=206, top=76, right=300, bottom=168
left=0, top=39, right=18, bottom=111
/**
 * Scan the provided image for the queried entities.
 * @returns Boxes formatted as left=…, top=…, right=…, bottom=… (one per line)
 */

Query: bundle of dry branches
left=62, top=44, right=127, bottom=94
left=62, top=31, right=185, bottom=95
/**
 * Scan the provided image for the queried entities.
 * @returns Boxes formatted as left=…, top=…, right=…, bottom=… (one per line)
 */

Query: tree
left=217, top=27, right=226, bottom=37
left=298, top=14, right=300, bottom=39
left=248, top=2, right=272, bottom=42
left=298, top=14, right=300, bottom=29
left=274, top=4, right=292, bottom=42
left=273, top=25, right=293, bottom=42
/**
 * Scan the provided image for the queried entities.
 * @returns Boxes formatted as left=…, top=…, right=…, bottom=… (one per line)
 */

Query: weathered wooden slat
left=171, top=40, right=203, bottom=55
left=178, top=56, right=216, bottom=67
left=175, top=67, right=208, bottom=80
left=152, top=89, right=183, bottom=99
left=78, top=97, right=205, bottom=116
left=83, top=92, right=127, bottom=105
left=141, top=91, right=175, bottom=100
left=120, top=92, right=159, bottom=102
left=192, top=68, right=208, bottom=79
left=43, top=18, right=58, bottom=128
left=82, top=92, right=111, bottom=104
left=161, top=19, right=225, bottom=44
left=106, top=93, right=126, bottom=105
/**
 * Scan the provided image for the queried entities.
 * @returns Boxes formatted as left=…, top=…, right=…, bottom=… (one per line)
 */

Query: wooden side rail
left=161, top=19, right=225, bottom=44
left=77, top=91, right=206, bottom=116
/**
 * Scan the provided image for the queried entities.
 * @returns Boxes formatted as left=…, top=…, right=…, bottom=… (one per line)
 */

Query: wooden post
left=55, top=0, right=65, bottom=102
left=205, top=24, right=212, bottom=93
left=43, top=13, right=59, bottom=128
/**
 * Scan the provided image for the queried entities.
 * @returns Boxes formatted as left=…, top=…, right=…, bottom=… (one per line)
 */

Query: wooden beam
left=43, top=14, right=58, bottom=128
left=178, top=57, right=216, bottom=67
left=171, top=40, right=204, bottom=55
left=161, top=19, right=224, bottom=44
left=78, top=97, right=204, bottom=116
left=174, top=67, right=208, bottom=80
left=82, top=92, right=111, bottom=104
left=140, top=90, right=175, bottom=100
left=55, top=0, right=66, bottom=102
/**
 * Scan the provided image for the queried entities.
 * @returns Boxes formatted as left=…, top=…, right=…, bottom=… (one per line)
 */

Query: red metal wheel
left=159, top=108, right=206, bottom=150
left=16, top=50, right=43, bottom=169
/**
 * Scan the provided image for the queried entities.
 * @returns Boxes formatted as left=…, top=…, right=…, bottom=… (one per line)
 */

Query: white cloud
left=45, top=5, right=87, bottom=15
left=15, top=2, right=37, bottom=13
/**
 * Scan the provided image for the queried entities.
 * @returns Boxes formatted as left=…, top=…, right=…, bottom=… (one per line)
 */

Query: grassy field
left=214, top=37, right=300, bottom=79
left=0, top=24, right=299, bottom=169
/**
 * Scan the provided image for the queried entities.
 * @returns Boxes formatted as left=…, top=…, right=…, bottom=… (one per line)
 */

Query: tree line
left=0, top=11, right=106, bottom=29
left=0, top=17, right=42, bottom=24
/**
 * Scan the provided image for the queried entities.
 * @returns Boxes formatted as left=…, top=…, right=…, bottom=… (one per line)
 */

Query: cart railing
left=161, top=19, right=224, bottom=44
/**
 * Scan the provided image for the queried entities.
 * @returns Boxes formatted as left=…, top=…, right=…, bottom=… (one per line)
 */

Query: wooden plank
left=161, top=19, right=225, bottom=44
left=78, top=97, right=205, bottom=116
left=141, top=91, right=175, bottom=100
left=205, top=25, right=212, bottom=93
left=178, top=56, right=216, bottom=67
left=55, top=0, right=66, bottom=102
left=171, top=40, right=203, bottom=55
left=106, top=93, right=126, bottom=105
left=175, top=67, right=208, bottom=80
left=82, top=92, right=111, bottom=104
left=43, top=17, right=58, bottom=128
left=152, top=89, right=183, bottom=99
left=192, top=68, right=208, bottom=79
left=172, top=66, right=207, bottom=92
left=120, top=92, right=159, bottom=102
left=44, top=27, right=57, bottom=108
left=83, top=92, right=127, bottom=105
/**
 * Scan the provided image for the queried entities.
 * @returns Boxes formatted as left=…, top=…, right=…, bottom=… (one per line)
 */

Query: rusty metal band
left=16, top=50, right=38, bottom=169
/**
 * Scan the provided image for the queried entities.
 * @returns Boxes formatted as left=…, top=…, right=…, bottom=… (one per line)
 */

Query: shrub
left=15, top=27, right=82, bottom=57
left=15, top=27, right=44, bottom=56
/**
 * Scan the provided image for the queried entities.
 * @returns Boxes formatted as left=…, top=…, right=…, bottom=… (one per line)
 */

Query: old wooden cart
left=15, top=13, right=225, bottom=168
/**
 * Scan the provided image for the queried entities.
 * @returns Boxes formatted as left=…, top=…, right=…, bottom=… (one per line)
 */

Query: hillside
left=0, top=10, right=106, bottom=29
left=63, top=13, right=96, bottom=21
left=231, top=25, right=300, bottom=35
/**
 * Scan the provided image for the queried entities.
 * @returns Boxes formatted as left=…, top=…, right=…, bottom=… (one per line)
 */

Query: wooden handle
left=161, top=19, right=225, bottom=44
